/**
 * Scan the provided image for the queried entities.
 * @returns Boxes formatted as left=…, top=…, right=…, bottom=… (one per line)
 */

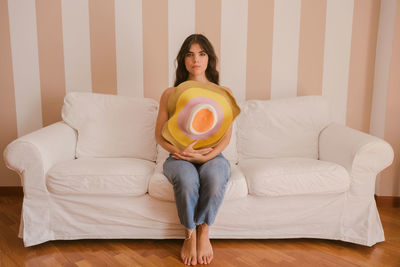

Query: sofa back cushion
left=62, top=92, right=158, bottom=161
left=237, top=96, right=330, bottom=159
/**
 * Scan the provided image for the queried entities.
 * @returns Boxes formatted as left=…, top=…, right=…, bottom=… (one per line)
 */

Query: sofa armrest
left=3, top=121, right=77, bottom=197
left=319, top=123, right=394, bottom=196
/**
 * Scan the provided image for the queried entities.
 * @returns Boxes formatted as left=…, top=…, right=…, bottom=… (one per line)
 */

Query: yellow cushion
left=162, top=81, right=241, bottom=150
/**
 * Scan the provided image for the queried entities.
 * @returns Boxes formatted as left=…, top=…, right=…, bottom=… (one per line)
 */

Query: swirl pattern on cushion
left=162, top=80, right=241, bottom=150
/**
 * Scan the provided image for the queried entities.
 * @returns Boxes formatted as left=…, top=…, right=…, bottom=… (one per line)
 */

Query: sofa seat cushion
left=239, top=157, right=350, bottom=197
left=148, top=162, right=248, bottom=202
left=47, top=158, right=155, bottom=196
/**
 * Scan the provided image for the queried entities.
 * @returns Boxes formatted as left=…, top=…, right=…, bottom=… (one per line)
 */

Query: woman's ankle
left=185, top=228, right=196, bottom=240
left=199, top=223, right=209, bottom=229
left=197, top=223, right=210, bottom=235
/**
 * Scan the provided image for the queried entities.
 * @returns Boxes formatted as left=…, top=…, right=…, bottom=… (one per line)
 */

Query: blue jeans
left=163, top=153, right=231, bottom=230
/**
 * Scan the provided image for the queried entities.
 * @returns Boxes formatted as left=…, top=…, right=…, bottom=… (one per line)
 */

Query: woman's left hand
left=172, top=151, right=209, bottom=164
left=182, top=140, right=213, bottom=155
left=172, top=140, right=214, bottom=163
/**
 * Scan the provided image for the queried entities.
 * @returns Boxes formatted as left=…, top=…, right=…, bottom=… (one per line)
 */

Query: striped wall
left=372, top=0, right=400, bottom=196
left=0, top=0, right=399, bottom=196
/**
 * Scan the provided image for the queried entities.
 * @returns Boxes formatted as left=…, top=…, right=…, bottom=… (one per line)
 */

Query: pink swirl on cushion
left=177, top=97, right=223, bottom=140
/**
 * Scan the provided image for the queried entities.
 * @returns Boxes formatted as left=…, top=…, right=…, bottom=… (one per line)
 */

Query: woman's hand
left=183, top=140, right=213, bottom=155
left=172, top=151, right=208, bottom=164
left=172, top=140, right=213, bottom=163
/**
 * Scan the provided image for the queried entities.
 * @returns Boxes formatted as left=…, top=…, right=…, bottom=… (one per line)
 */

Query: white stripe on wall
left=115, top=0, right=144, bottom=97
left=270, top=0, right=301, bottom=99
left=168, top=0, right=195, bottom=87
left=370, top=0, right=397, bottom=139
left=370, top=0, right=397, bottom=195
left=8, top=0, right=43, bottom=136
left=220, top=0, right=248, bottom=102
left=322, top=0, right=354, bottom=124
left=61, top=0, right=92, bottom=93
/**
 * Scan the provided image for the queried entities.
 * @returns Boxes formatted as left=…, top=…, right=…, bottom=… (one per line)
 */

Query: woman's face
left=184, top=43, right=209, bottom=78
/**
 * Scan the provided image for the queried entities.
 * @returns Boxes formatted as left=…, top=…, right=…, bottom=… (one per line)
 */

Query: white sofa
left=3, top=92, right=394, bottom=247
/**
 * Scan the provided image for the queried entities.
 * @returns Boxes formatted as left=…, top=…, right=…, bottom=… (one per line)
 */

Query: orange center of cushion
left=191, top=108, right=214, bottom=133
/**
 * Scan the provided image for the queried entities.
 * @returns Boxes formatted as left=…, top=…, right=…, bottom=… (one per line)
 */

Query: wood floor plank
left=1, top=195, right=399, bottom=266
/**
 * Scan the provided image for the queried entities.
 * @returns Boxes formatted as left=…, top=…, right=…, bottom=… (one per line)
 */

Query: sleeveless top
left=162, top=80, right=241, bottom=150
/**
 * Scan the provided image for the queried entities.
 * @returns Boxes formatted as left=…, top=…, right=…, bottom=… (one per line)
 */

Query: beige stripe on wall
left=36, top=0, right=66, bottom=126
left=89, top=0, right=118, bottom=95
left=195, top=0, right=221, bottom=72
left=381, top=0, right=400, bottom=196
left=0, top=0, right=20, bottom=186
left=297, top=0, right=327, bottom=96
left=142, top=0, right=169, bottom=100
left=346, top=0, right=380, bottom=133
left=246, top=0, right=274, bottom=100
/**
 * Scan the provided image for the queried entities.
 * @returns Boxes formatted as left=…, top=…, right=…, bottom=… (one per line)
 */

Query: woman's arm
left=155, top=88, right=181, bottom=154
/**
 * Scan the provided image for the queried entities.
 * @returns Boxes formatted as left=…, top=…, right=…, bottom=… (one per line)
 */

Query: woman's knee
left=199, top=163, right=230, bottom=195
left=175, top=173, right=199, bottom=193
left=199, top=157, right=230, bottom=182
left=164, top=158, right=197, bottom=180
left=164, top=159, right=200, bottom=191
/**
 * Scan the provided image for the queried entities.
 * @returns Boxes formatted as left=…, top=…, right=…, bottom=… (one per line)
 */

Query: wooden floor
left=1, top=195, right=399, bottom=267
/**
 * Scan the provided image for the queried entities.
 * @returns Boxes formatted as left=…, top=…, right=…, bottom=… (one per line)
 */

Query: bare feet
left=197, top=223, right=213, bottom=264
left=181, top=228, right=197, bottom=265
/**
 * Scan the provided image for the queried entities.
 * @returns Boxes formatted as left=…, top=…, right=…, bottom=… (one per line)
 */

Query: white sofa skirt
left=19, top=192, right=383, bottom=247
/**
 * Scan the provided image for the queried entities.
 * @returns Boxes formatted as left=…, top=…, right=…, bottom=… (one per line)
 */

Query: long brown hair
left=174, top=34, right=219, bottom=87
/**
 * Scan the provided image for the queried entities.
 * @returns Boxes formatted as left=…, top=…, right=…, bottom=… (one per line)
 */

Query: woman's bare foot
left=197, top=223, right=213, bottom=264
left=181, top=228, right=197, bottom=265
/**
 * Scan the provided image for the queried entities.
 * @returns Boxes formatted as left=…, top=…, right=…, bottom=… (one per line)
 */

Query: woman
left=155, top=34, right=237, bottom=266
